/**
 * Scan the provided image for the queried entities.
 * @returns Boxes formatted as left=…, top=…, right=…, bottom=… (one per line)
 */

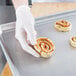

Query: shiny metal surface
left=0, top=6, right=15, bottom=24
left=0, top=46, right=6, bottom=75
left=0, top=6, right=15, bottom=75
left=1, top=10, right=76, bottom=76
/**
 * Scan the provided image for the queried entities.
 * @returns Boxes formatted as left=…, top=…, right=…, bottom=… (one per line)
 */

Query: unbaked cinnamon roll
left=34, top=38, right=55, bottom=58
left=55, top=20, right=72, bottom=32
left=70, top=36, right=76, bottom=48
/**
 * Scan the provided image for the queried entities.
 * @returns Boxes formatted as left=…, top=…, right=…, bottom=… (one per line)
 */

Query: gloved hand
left=15, top=5, right=40, bottom=57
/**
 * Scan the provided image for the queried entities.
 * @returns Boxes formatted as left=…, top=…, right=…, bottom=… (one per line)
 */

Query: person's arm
left=12, top=0, right=40, bottom=57
left=12, top=0, right=28, bottom=9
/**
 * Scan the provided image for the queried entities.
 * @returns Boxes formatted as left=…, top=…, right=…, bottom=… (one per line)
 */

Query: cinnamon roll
left=34, top=38, right=55, bottom=58
left=55, top=20, right=72, bottom=32
left=70, top=36, right=76, bottom=48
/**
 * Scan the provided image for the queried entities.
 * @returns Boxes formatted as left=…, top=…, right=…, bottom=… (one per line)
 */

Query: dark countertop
left=0, top=6, right=16, bottom=25
left=0, top=5, right=16, bottom=75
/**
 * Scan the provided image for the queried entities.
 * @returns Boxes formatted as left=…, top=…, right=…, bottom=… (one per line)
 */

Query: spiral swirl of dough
left=55, top=20, right=71, bottom=32
left=34, top=38, right=55, bottom=58
left=72, top=37, right=76, bottom=42
left=70, top=36, right=76, bottom=48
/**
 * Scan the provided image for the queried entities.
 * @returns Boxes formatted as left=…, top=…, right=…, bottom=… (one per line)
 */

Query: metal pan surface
left=0, top=10, right=76, bottom=76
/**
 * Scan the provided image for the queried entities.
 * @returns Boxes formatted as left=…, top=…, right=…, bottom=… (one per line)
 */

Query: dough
left=34, top=38, right=55, bottom=58
left=55, top=20, right=72, bottom=32
left=70, top=36, right=76, bottom=48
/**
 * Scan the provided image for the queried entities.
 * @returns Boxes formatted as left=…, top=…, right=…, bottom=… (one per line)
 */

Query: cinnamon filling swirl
left=34, top=38, right=55, bottom=58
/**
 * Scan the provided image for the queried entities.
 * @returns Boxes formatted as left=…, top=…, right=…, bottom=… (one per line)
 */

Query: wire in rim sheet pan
left=1, top=10, right=76, bottom=76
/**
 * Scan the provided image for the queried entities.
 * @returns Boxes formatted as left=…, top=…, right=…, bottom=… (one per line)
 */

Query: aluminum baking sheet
left=0, top=10, right=76, bottom=76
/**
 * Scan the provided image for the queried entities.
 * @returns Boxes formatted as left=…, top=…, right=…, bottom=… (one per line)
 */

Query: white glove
left=15, top=5, right=40, bottom=57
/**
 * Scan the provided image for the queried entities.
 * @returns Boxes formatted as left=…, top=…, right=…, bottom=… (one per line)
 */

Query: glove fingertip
left=30, top=39, right=37, bottom=45
left=32, top=52, right=40, bottom=57
left=34, top=54, right=40, bottom=58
